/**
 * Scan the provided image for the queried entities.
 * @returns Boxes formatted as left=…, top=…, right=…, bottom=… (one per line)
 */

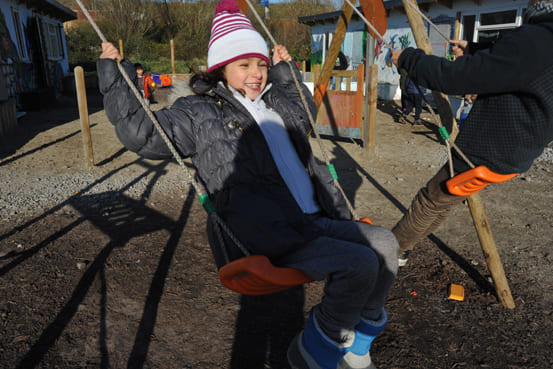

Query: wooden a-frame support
left=313, top=3, right=354, bottom=109
left=402, top=0, right=515, bottom=309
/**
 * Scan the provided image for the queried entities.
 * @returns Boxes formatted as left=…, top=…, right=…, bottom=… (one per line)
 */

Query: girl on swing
left=97, top=0, right=398, bottom=368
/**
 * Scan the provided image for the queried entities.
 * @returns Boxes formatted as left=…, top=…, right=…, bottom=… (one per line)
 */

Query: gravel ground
left=1, top=83, right=552, bottom=369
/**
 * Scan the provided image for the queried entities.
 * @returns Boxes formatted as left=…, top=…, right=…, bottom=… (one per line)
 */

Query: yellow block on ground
left=448, top=284, right=465, bottom=301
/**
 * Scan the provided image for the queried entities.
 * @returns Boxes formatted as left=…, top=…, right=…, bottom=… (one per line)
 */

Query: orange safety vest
left=142, top=74, right=155, bottom=100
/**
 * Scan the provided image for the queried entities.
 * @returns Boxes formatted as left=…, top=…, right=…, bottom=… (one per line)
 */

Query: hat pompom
left=214, top=0, right=241, bottom=14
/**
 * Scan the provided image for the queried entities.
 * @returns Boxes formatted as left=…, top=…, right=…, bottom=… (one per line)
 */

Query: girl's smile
left=224, top=57, right=268, bottom=100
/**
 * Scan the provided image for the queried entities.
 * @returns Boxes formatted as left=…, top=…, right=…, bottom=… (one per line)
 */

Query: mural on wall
left=374, top=28, right=415, bottom=84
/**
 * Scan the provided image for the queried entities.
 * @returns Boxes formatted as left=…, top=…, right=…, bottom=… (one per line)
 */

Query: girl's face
left=224, top=57, right=268, bottom=100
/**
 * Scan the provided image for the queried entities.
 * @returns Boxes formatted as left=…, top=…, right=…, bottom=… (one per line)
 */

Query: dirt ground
left=1, top=84, right=552, bottom=369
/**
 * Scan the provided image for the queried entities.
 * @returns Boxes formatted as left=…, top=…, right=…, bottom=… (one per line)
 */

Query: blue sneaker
left=287, top=311, right=350, bottom=369
left=339, top=308, right=388, bottom=369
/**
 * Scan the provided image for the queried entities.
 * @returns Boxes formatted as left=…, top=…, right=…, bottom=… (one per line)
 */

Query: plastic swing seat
left=446, top=165, right=518, bottom=197
left=219, top=255, right=313, bottom=296
left=218, top=217, right=374, bottom=295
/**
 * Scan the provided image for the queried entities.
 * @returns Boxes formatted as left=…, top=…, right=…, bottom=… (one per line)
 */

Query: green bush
left=138, top=58, right=192, bottom=74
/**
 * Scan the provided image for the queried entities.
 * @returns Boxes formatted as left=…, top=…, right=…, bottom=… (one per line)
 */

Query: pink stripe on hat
left=207, top=0, right=269, bottom=72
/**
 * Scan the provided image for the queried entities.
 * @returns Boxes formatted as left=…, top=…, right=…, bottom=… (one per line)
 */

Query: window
left=44, top=22, right=63, bottom=59
left=461, top=15, right=475, bottom=43
left=56, top=25, right=65, bottom=58
left=11, top=8, right=28, bottom=60
left=461, top=8, right=522, bottom=44
left=477, top=9, right=519, bottom=43
left=480, top=10, right=517, bottom=26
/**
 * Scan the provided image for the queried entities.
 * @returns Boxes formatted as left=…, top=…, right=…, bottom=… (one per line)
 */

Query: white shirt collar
left=225, top=83, right=273, bottom=104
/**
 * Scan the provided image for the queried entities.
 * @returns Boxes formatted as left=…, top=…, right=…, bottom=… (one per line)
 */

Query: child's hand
left=100, top=42, right=123, bottom=62
left=449, top=40, right=468, bottom=57
left=272, top=45, right=292, bottom=65
left=391, top=49, right=403, bottom=68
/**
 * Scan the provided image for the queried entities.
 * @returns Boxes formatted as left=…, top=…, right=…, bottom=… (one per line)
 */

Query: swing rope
left=242, top=0, right=360, bottom=221
left=74, top=0, right=251, bottom=262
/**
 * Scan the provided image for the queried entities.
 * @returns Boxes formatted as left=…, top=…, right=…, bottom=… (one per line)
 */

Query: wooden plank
left=316, top=66, right=364, bottom=140
left=171, top=39, right=175, bottom=75
left=119, top=39, right=124, bottom=59
left=365, top=64, right=377, bottom=152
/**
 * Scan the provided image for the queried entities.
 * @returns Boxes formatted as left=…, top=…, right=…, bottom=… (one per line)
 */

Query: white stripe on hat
left=207, top=0, right=269, bottom=72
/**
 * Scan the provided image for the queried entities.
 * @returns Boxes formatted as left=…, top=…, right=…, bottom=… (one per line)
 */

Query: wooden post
left=454, top=11, right=461, bottom=40
left=74, top=66, right=94, bottom=168
left=467, top=194, right=516, bottom=309
left=170, top=39, right=175, bottom=75
left=401, top=0, right=458, bottom=140
left=365, top=64, right=377, bottom=152
left=119, top=39, right=124, bottom=59
left=452, top=12, right=461, bottom=61
left=402, top=0, right=515, bottom=308
left=313, top=2, right=353, bottom=108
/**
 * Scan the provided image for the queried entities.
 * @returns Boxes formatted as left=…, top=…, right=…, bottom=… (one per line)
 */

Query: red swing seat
left=218, top=217, right=374, bottom=295
left=446, top=165, right=518, bottom=197
left=219, top=255, right=313, bottom=296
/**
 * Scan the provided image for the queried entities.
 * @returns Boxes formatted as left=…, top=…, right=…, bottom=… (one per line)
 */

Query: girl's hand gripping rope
left=272, top=45, right=292, bottom=65
left=100, top=42, right=123, bottom=63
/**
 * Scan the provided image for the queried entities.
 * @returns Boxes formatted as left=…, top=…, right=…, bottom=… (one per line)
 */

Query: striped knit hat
left=207, top=0, right=269, bottom=72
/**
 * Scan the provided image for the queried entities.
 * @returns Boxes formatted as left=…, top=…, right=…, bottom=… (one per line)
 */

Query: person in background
left=458, top=94, right=475, bottom=128
left=390, top=0, right=553, bottom=267
left=134, top=62, right=154, bottom=106
left=398, top=71, right=423, bottom=125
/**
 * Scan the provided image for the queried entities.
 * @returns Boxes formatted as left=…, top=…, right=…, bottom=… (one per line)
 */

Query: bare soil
left=1, top=86, right=552, bottom=369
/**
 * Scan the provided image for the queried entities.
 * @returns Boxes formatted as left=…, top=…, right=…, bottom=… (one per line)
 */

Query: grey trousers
left=392, top=164, right=467, bottom=253
left=278, top=216, right=399, bottom=344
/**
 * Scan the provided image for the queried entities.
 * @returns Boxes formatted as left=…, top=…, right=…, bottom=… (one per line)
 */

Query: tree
left=65, top=0, right=334, bottom=69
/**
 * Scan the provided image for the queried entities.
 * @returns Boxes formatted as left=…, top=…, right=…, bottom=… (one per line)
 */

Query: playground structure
left=73, top=0, right=516, bottom=308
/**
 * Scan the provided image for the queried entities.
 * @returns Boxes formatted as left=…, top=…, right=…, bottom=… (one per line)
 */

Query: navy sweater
left=398, top=12, right=553, bottom=174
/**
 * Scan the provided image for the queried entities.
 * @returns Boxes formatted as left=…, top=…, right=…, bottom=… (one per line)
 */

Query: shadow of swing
left=7, top=158, right=192, bottom=369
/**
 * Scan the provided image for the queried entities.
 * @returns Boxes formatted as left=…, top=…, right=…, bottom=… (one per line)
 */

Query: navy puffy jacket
left=97, top=59, right=352, bottom=263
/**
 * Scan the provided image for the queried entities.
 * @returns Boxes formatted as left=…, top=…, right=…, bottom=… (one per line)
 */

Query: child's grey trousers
left=278, top=216, right=399, bottom=344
